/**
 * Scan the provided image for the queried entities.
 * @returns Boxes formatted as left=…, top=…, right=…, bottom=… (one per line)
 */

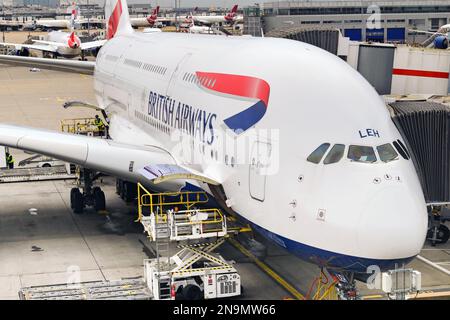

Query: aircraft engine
left=434, top=35, right=449, bottom=49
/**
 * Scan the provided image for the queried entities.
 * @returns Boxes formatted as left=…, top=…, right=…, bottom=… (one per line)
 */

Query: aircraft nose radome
left=357, top=187, right=428, bottom=262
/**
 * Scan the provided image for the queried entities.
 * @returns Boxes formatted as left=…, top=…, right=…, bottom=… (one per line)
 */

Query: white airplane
left=23, top=3, right=80, bottom=31
left=409, top=24, right=450, bottom=49
left=0, top=31, right=106, bottom=59
left=191, top=5, right=242, bottom=26
left=185, top=13, right=216, bottom=34
left=2, top=7, right=105, bottom=60
left=130, top=6, right=161, bottom=28
left=0, top=0, right=428, bottom=285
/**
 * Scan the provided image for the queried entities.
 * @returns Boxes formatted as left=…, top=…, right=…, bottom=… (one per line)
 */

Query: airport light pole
left=1, top=8, right=5, bottom=43
left=174, top=0, right=181, bottom=30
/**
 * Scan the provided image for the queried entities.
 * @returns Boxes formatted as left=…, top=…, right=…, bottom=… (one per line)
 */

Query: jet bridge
left=388, top=99, right=450, bottom=245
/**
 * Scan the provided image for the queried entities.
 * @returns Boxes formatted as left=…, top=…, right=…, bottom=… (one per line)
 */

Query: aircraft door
left=249, top=141, right=272, bottom=201
left=166, top=53, right=192, bottom=97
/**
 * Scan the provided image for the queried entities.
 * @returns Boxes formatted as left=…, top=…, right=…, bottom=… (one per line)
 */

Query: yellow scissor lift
left=136, top=183, right=249, bottom=300
left=136, top=183, right=340, bottom=300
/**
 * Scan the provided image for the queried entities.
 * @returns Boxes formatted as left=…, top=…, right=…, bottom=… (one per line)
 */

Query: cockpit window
left=323, top=144, right=345, bottom=164
left=347, top=145, right=377, bottom=163
left=377, top=143, right=398, bottom=163
left=397, top=140, right=410, bottom=158
left=307, top=143, right=330, bottom=164
left=393, top=140, right=410, bottom=160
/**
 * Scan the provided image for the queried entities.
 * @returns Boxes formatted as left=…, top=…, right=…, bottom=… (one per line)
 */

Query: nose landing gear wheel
left=427, top=225, right=450, bottom=246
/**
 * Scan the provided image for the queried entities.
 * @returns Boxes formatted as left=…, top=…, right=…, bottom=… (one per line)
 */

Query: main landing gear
left=70, top=167, right=106, bottom=214
left=115, top=179, right=137, bottom=203
left=427, top=206, right=450, bottom=246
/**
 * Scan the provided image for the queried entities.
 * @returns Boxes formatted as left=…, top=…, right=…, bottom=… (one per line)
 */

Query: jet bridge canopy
left=266, top=28, right=340, bottom=55
left=388, top=100, right=450, bottom=203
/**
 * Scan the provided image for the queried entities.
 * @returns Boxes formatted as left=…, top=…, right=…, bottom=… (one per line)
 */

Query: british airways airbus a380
left=0, top=0, right=427, bottom=283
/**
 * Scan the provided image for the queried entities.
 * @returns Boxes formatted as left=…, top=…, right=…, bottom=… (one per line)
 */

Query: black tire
left=175, top=286, right=185, bottom=300
left=123, top=182, right=136, bottom=203
left=94, top=189, right=106, bottom=211
left=93, top=186, right=102, bottom=196
left=115, top=179, right=122, bottom=195
left=436, top=225, right=450, bottom=244
left=119, top=181, right=126, bottom=199
left=427, top=225, right=450, bottom=245
left=182, top=284, right=203, bottom=300
left=72, top=189, right=84, bottom=214
left=70, top=188, right=78, bottom=209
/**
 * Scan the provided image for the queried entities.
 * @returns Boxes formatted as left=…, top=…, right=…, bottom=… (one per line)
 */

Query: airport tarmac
left=1, top=31, right=49, bottom=44
left=0, top=65, right=449, bottom=300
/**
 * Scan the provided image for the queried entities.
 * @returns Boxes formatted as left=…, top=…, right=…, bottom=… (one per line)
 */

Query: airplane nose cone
left=357, top=186, right=428, bottom=264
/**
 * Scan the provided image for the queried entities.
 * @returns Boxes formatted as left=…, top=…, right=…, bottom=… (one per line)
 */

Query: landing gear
left=332, top=272, right=359, bottom=300
left=71, top=187, right=84, bottom=214
left=116, top=178, right=137, bottom=203
left=427, top=224, right=450, bottom=246
left=79, top=52, right=87, bottom=61
left=69, top=167, right=106, bottom=214
left=427, top=206, right=450, bottom=246
left=93, top=186, right=106, bottom=211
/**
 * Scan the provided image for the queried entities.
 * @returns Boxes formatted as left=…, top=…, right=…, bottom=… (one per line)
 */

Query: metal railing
left=60, top=117, right=101, bottom=135
left=136, top=182, right=209, bottom=223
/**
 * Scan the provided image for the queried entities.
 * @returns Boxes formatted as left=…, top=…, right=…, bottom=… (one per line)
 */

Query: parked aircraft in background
left=191, top=5, right=242, bottom=25
left=409, top=24, right=450, bottom=49
left=1, top=30, right=105, bottom=59
left=131, top=6, right=162, bottom=28
left=23, top=2, right=80, bottom=31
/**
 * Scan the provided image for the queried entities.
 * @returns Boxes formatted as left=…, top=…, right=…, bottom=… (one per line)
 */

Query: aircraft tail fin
left=105, top=0, right=133, bottom=40
left=69, top=3, right=78, bottom=31
left=225, top=4, right=238, bottom=22
left=147, top=5, right=160, bottom=25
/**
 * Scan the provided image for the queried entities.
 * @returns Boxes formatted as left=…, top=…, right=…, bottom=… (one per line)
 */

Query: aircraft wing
left=408, top=29, right=447, bottom=36
left=140, top=164, right=219, bottom=185
left=194, top=18, right=212, bottom=26
left=0, top=55, right=95, bottom=75
left=33, top=40, right=67, bottom=48
left=0, top=124, right=220, bottom=185
left=81, top=40, right=107, bottom=51
left=0, top=42, right=58, bottom=53
left=35, top=20, right=69, bottom=29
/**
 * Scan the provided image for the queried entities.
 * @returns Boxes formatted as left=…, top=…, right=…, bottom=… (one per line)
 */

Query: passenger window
left=393, top=140, right=410, bottom=160
left=347, top=145, right=377, bottom=163
left=377, top=143, right=398, bottom=163
left=307, top=143, right=330, bottom=164
left=323, top=144, right=345, bottom=164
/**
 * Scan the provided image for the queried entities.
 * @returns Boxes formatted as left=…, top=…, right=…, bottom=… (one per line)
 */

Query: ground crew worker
left=5, top=152, right=14, bottom=169
left=93, top=115, right=106, bottom=136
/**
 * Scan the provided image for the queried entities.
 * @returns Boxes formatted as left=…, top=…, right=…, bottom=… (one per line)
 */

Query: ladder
left=154, top=215, right=171, bottom=299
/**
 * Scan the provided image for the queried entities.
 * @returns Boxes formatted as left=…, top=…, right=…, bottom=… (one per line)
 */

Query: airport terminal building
left=253, top=0, right=450, bottom=43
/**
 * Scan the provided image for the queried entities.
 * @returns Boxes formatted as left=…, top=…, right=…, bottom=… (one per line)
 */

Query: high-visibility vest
left=6, top=155, right=13, bottom=164
left=94, top=118, right=104, bottom=129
